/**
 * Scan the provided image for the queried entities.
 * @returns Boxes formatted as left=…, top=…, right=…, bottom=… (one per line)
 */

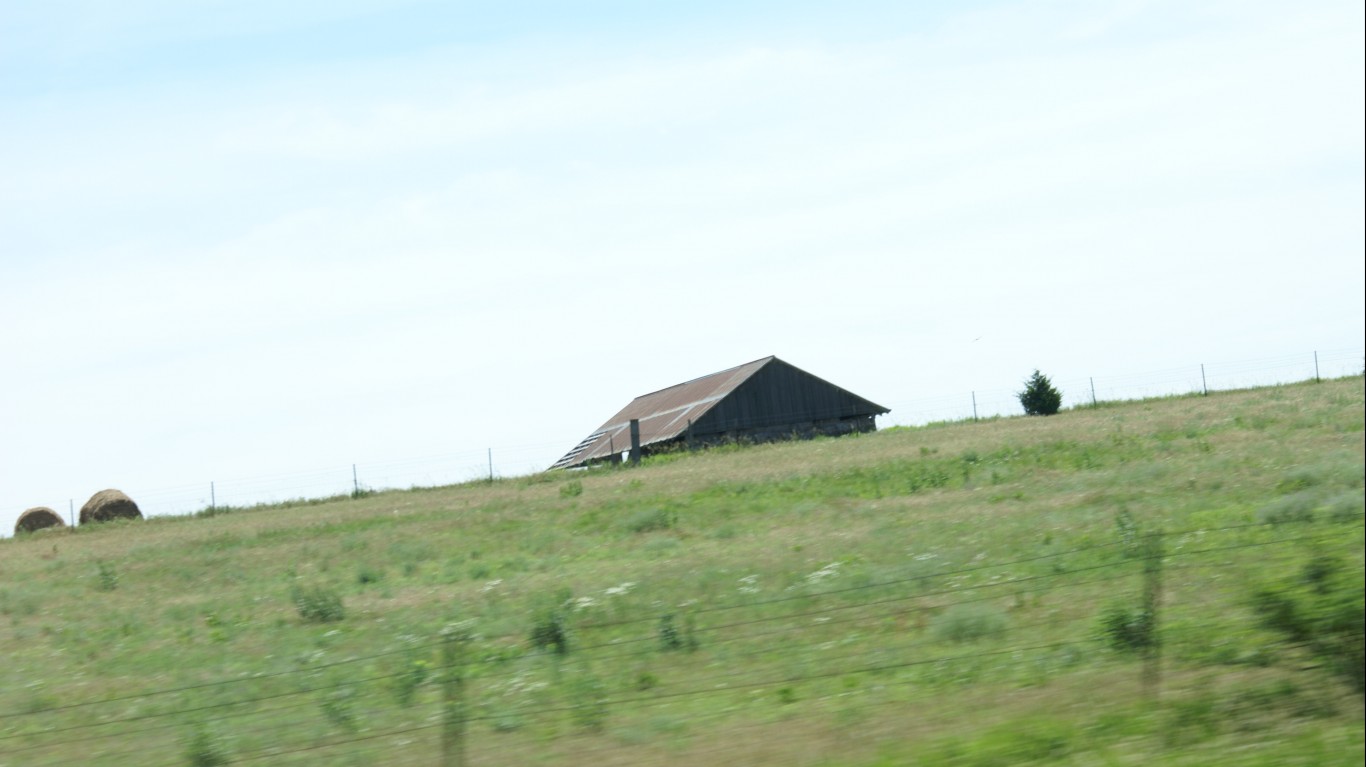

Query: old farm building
left=551, top=356, right=890, bottom=469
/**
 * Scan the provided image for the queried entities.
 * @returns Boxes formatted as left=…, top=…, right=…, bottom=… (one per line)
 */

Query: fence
left=877, top=348, right=1362, bottom=426
left=1, top=518, right=1359, bottom=766
left=4, top=347, right=1361, bottom=528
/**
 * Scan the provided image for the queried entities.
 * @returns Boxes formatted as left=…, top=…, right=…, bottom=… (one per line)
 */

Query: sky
left=2, top=0, right=1363, bottom=532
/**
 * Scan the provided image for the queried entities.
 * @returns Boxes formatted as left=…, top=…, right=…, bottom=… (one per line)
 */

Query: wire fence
left=1, top=519, right=1360, bottom=766
left=877, top=348, right=1362, bottom=426
left=5, top=347, right=1361, bottom=528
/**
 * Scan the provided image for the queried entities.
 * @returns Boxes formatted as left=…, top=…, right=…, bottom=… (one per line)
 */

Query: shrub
left=530, top=610, right=570, bottom=655
left=1018, top=370, right=1062, bottom=416
left=291, top=584, right=345, bottom=623
left=559, top=480, right=584, bottom=498
left=1251, top=554, right=1364, bottom=694
left=659, top=614, right=682, bottom=650
left=657, top=613, right=697, bottom=651
left=1324, top=491, right=1365, bottom=522
left=1257, top=492, right=1319, bottom=525
left=1099, top=603, right=1155, bottom=652
left=356, top=565, right=384, bottom=585
left=932, top=604, right=1008, bottom=643
left=184, top=725, right=229, bottom=767
left=623, top=507, right=675, bottom=533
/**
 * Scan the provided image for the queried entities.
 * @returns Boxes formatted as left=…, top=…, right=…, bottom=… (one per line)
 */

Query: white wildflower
left=604, top=581, right=635, bottom=597
left=806, top=562, right=841, bottom=584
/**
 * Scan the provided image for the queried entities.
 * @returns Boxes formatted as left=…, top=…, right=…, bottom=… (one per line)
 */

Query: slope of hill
left=1, top=378, right=1362, bottom=766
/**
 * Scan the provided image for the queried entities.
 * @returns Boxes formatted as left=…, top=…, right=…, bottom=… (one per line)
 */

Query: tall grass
left=0, top=377, right=1359, bottom=766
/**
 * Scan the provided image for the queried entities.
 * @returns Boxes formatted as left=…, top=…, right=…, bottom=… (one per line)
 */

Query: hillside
left=1, top=378, right=1362, bottom=766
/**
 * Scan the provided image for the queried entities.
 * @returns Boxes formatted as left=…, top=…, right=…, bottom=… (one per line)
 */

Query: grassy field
left=1, top=377, right=1362, bottom=766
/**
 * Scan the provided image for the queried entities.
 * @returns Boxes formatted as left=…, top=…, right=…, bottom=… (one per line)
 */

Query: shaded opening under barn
left=552, top=356, right=890, bottom=470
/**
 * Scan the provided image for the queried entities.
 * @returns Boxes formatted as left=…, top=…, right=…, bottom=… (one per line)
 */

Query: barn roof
left=550, top=356, right=887, bottom=469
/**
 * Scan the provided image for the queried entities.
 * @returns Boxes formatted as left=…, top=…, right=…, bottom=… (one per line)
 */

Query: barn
left=551, top=356, right=890, bottom=469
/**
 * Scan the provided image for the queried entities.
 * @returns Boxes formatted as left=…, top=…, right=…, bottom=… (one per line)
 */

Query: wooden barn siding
left=689, top=361, right=878, bottom=436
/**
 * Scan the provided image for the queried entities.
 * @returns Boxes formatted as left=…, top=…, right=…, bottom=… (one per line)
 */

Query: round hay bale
left=79, top=489, right=143, bottom=525
left=15, top=506, right=67, bottom=534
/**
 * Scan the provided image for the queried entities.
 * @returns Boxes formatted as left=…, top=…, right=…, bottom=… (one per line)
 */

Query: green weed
left=290, top=584, right=345, bottom=623
left=932, top=604, right=1008, bottom=644
left=1258, top=491, right=1320, bottom=525
left=94, top=561, right=119, bottom=592
left=623, top=507, right=675, bottom=533
left=566, top=666, right=608, bottom=731
left=390, top=655, right=430, bottom=708
left=1099, top=603, right=1155, bottom=652
left=355, top=565, right=384, bottom=585
left=183, top=725, right=229, bottom=767
left=318, top=684, right=359, bottom=733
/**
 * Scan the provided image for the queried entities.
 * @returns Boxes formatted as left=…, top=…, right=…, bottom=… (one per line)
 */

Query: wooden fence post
left=441, top=627, right=467, bottom=767
left=1142, top=530, right=1163, bottom=700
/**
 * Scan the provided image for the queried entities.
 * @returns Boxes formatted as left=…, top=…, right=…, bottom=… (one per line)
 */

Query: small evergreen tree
left=1018, top=369, right=1062, bottom=416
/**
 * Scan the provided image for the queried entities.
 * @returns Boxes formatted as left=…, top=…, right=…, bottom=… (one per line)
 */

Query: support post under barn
left=629, top=419, right=642, bottom=465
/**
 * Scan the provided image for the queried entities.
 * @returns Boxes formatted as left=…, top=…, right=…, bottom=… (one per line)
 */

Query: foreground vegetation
left=1, top=378, right=1362, bottom=766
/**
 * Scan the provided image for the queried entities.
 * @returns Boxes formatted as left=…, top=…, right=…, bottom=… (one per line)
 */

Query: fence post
left=488, top=448, right=494, bottom=483
left=1314, top=351, right=1320, bottom=382
left=211, top=482, right=216, bottom=512
left=1090, top=377, right=1097, bottom=407
left=1200, top=364, right=1208, bottom=396
left=1142, top=530, right=1163, bottom=700
left=971, top=392, right=978, bottom=422
left=441, top=626, right=467, bottom=767
left=68, top=499, right=74, bottom=527
left=352, top=464, right=360, bottom=495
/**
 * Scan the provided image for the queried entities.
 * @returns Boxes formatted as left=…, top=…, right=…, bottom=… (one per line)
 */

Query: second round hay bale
left=15, top=506, right=67, bottom=534
left=79, top=489, right=143, bottom=525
